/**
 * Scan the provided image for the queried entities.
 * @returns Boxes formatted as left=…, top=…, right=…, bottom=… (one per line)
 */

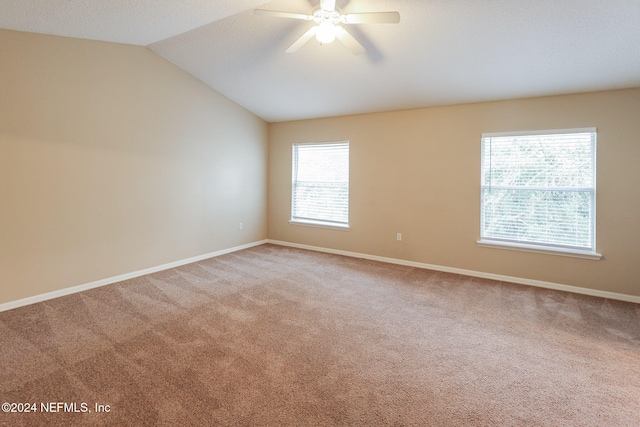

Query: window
left=479, top=129, right=600, bottom=259
left=291, top=141, right=349, bottom=229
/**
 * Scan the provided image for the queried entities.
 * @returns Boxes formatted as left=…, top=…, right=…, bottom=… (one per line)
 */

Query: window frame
left=290, top=141, right=350, bottom=230
left=478, top=128, right=601, bottom=260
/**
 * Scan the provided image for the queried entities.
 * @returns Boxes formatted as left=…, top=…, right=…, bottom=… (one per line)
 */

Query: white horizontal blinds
left=292, top=142, right=349, bottom=225
left=481, top=130, right=596, bottom=251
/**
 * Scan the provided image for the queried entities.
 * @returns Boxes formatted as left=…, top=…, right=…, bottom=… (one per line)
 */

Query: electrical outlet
left=239, top=223, right=243, bottom=230
left=397, top=233, right=402, bottom=241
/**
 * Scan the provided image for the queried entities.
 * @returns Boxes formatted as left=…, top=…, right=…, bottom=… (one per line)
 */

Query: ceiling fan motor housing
left=313, top=8, right=342, bottom=26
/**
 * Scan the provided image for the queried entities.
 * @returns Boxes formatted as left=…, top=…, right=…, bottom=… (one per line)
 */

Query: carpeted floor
left=1, top=244, right=639, bottom=426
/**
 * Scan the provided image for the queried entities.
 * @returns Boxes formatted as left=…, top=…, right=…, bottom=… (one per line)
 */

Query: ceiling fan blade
left=320, top=0, right=336, bottom=11
left=286, top=26, right=318, bottom=53
left=342, top=12, right=401, bottom=24
left=254, top=9, right=313, bottom=21
left=334, top=26, right=366, bottom=55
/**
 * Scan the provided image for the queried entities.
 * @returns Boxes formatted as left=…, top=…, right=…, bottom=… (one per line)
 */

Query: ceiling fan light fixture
left=254, top=3, right=400, bottom=54
left=315, top=21, right=337, bottom=44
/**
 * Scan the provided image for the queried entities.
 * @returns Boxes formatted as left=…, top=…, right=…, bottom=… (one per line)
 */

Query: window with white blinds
left=291, top=142, right=349, bottom=228
left=480, top=129, right=598, bottom=257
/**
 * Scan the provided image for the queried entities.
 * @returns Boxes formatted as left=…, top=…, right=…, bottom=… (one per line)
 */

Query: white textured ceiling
left=2, top=0, right=640, bottom=122
left=0, top=0, right=272, bottom=45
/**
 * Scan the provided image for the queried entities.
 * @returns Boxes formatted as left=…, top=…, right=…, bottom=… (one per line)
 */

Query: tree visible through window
left=291, top=142, right=349, bottom=228
left=480, top=129, right=597, bottom=255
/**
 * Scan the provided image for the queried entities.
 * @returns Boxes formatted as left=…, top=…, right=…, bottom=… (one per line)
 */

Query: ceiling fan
left=254, top=0, right=400, bottom=55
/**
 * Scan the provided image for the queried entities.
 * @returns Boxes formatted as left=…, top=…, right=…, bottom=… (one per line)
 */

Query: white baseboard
left=267, top=239, right=640, bottom=305
left=4, top=238, right=637, bottom=312
left=0, top=240, right=268, bottom=313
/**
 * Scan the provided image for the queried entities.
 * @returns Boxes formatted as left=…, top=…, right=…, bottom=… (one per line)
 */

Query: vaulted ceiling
left=2, top=0, right=640, bottom=122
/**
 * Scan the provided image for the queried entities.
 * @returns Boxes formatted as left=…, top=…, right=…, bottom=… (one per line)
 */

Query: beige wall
left=268, top=88, right=640, bottom=297
left=0, top=30, right=268, bottom=304
left=2, top=29, right=638, bottom=304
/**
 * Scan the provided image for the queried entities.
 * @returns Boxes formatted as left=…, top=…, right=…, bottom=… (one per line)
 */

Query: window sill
left=289, top=219, right=350, bottom=231
left=477, top=240, right=602, bottom=260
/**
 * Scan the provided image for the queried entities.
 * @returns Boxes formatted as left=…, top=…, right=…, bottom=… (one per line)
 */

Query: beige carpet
left=1, top=244, right=639, bottom=426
